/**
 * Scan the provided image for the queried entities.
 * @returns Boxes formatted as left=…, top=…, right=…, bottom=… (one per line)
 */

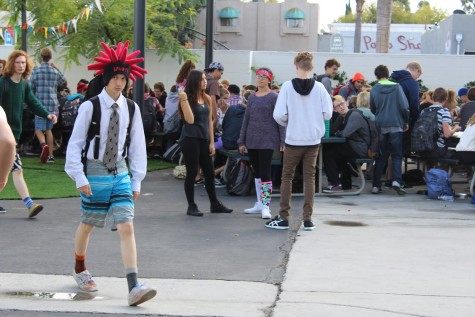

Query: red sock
left=75, top=253, right=86, bottom=273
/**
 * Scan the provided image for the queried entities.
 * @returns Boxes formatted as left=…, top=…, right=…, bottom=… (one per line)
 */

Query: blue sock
left=23, top=197, right=34, bottom=209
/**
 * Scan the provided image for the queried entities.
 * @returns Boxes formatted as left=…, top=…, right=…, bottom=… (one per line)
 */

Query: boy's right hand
left=78, top=184, right=92, bottom=197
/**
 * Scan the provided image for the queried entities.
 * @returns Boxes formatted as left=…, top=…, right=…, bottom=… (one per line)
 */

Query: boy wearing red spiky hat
left=65, top=41, right=156, bottom=306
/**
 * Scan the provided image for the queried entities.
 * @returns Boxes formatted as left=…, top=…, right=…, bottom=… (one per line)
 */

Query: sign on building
left=330, top=34, right=344, bottom=52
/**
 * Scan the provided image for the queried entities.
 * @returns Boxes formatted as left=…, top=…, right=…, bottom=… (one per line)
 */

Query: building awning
left=219, top=7, right=239, bottom=19
left=285, top=8, right=305, bottom=20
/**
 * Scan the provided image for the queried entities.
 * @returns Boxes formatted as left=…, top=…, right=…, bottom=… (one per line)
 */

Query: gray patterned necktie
left=103, top=103, right=119, bottom=171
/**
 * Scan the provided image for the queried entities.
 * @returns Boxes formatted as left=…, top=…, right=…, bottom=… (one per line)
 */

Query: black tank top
left=180, top=103, right=210, bottom=141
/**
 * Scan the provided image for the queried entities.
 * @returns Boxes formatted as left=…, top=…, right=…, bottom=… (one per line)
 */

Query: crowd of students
left=3, top=44, right=475, bottom=306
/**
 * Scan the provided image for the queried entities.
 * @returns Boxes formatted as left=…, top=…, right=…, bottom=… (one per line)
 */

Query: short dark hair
left=324, top=58, right=340, bottom=70
left=228, top=84, right=240, bottom=95
left=467, top=87, right=475, bottom=101
left=154, top=82, right=165, bottom=92
left=374, top=65, right=389, bottom=80
left=432, top=87, right=448, bottom=103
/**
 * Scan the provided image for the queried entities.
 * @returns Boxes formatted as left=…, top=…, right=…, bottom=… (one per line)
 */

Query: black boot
left=210, top=200, right=233, bottom=213
left=187, top=204, right=203, bottom=217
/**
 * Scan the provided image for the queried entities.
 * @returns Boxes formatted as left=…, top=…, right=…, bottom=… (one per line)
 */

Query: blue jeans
left=372, top=132, right=403, bottom=188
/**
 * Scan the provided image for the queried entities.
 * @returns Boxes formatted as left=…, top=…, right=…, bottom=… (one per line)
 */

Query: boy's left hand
left=133, top=191, right=140, bottom=201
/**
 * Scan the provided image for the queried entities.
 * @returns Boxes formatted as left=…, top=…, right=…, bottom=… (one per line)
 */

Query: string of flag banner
left=0, top=0, right=103, bottom=42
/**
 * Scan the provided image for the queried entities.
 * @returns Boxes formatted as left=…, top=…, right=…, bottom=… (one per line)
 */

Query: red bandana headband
left=87, top=40, right=147, bottom=82
left=256, top=69, right=273, bottom=82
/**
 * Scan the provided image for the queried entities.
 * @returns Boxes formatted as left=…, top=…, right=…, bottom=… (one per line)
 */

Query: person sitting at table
left=356, top=90, right=375, bottom=121
left=423, top=87, right=461, bottom=159
left=456, top=112, right=475, bottom=166
left=459, top=87, right=475, bottom=131
left=323, top=98, right=370, bottom=193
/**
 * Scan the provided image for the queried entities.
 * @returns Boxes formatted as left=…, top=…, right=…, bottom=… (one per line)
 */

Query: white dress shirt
left=65, top=88, right=147, bottom=192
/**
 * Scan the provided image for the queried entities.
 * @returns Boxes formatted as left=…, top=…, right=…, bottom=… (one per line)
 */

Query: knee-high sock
left=254, top=178, right=261, bottom=203
left=260, top=181, right=272, bottom=207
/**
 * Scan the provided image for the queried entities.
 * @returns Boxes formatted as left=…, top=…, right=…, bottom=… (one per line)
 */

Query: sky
left=311, top=0, right=464, bottom=27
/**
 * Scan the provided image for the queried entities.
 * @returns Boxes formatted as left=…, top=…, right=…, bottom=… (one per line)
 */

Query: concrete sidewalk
left=1, top=168, right=475, bottom=316
left=275, top=193, right=475, bottom=317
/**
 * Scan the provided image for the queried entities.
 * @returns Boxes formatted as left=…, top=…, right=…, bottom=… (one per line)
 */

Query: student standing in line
left=65, top=41, right=156, bottom=306
left=178, top=70, right=233, bottom=217
left=238, top=67, right=285, bottom=220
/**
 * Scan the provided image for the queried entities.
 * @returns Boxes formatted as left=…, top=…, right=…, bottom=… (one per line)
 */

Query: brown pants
left=279, top=145, right=319, bottom=221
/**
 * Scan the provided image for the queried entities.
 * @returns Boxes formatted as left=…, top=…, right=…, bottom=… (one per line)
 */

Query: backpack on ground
left=60, top=97, right=82, bottom=129
left=226, top=159, right=254, bottom=196
left=163, top=142, right=182, bottom=164
left=332, top=83, right=351, bottom=98
left=142, top=96, right=159, bottom=136
left=81, top=96, right=136, bottom=176
left=411, top=106, right=441, bottom=154
left=425, top=168, right=454, bottom=200
left=163, top=110, right=182, bottom=135
left=402, top=169, right=425, bottom=186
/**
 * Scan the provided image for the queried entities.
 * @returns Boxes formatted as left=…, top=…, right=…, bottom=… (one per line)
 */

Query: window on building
left=285, top=8, right=305, bottom=28
left=219, top=7, right=239, bottom=27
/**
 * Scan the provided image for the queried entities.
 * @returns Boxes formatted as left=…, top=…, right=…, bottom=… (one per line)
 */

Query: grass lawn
left=0, top=156, right=175, bottom=200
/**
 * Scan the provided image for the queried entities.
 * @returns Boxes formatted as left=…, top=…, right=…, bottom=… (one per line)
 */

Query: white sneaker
left=244, top=202, right=262, bottom=214
left=261, top=205, right=271, bottom=219
left=128, top=283, right=157, bottom=306
left=73, top=270, right=98, bottom=292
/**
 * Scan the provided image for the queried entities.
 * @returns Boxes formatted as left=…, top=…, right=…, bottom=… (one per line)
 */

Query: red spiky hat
left=87, top=40, right=147, bottom=85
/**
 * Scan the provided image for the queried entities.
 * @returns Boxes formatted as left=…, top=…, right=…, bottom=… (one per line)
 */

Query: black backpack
left=411, top=106, right=441, bottom=153
left=226, top=159, right=254, bottom=196
left=81, top=96, right=136, bottom=175
left=142, top=96, right=159, bottom=136
left=60, top=97, right=82, bottom=129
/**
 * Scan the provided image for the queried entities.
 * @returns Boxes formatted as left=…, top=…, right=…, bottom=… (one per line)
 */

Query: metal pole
left=205, top=0, right=214, bottom=67
left=133, top=0, right=146, bottom=112
left=21, top=0, right=27, bottom=52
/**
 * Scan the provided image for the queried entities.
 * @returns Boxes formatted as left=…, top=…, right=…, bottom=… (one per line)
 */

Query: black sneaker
left=187, top=204, right=203, bottom=217
left=265, top=215, right=289, bottom=230
left=194, top=178, right=204, bottom=186
left=0, top=206, right=6, bottom=214
left=303, top=220, right=315, bottom=231
left=210, top=200, right=233, bottom=213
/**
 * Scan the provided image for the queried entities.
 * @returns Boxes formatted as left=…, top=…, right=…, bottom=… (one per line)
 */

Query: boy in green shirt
left=0, top=50, right=57, bottom=217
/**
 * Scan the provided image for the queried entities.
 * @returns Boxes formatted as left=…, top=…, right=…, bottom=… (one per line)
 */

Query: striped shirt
left=29, top=63, right=66, bottom=112
left=429, top=104, right=452, bottom=148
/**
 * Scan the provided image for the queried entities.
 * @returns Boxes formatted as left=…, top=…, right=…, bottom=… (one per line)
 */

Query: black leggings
left=180, top=138, right=217, bottom=206
left=247, top=149, right=274, bottom=182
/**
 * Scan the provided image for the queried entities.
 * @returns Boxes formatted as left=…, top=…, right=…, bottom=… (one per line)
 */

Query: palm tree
left=354, top=0, right=365, bottom=53
left=376, top=0, right=393, bottom=53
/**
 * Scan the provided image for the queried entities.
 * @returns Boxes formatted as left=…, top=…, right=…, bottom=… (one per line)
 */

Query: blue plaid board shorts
left=80, top=160, right=134, bottom=228
left=35, top=115, right=54, bottom=131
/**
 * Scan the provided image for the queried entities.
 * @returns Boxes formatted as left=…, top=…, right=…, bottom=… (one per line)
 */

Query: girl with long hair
left=178, top=70, right=232, bottom=216
left=238, top=67, right=285, bottom=219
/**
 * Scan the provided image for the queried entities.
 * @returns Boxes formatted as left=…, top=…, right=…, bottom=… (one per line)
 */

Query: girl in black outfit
left=178, top=70, right=232, bottom=216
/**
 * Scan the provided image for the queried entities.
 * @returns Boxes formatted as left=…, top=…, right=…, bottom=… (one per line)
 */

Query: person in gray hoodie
left=268, top=52, right=333, bottom=231
left=323, top=98, right=370, bottom=193
left=370, top=65, right=409, bottom=195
